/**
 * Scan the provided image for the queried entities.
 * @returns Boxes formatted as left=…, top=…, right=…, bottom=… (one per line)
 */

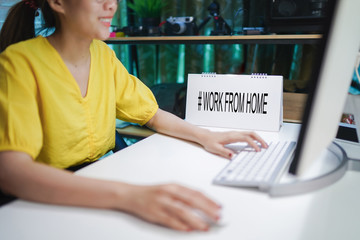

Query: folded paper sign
left=185, top=73, right=283, bottom=132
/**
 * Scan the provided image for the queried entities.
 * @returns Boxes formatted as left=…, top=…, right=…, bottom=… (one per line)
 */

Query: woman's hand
left=120, top=183, right=221, bottom=232
left=0, top=152, right=221, bottom=232
left=146, top=109, right=268, bottom=160
left=198, top=130, right=268, bottom=159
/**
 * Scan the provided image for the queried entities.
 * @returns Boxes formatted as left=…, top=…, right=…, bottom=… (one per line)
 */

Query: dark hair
left=0, top=0, right=56, bottom=52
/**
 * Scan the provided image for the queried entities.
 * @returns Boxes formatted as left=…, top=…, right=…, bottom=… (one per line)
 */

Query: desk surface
left=1, top=123, right=359, bottom=240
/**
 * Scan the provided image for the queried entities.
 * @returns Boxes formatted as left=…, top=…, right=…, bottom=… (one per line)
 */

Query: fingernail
left=229, top=153, right=233, bottom=158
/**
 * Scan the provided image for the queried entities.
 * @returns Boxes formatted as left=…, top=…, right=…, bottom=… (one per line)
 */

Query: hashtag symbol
left=198, top=91, right=202, bottom=111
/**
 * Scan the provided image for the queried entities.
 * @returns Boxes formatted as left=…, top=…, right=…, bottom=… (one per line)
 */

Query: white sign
left=185, top=73, right=283, bottom=132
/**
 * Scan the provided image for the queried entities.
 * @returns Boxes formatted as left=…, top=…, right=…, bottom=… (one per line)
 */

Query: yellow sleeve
left=112, top=51, right=159, bottom=126
left=0, top=46, right=43, bottom=159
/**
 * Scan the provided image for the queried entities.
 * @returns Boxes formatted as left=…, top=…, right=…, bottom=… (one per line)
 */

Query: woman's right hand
left=0, top=151, right=221, bottom=232
left=119, top=183, right=221, bottom=231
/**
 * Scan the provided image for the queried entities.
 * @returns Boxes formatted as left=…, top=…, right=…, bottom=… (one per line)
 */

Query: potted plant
left=127, top=0, right=165, bottom=28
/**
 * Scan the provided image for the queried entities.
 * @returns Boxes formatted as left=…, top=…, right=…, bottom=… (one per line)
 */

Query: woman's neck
left=47, top=30, right=92, bottom=98
left=47, top=30, right=92, bottom=68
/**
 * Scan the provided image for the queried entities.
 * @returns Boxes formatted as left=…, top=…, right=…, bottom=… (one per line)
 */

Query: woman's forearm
left=0, top=151, right=221, bottom=231
left=0, top=151, right=130, bottom=210
left=145, top=108, right=209, bottom=144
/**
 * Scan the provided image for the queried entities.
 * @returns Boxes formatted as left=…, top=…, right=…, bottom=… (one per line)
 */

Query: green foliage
left=127, top=0, right=165, bottom=18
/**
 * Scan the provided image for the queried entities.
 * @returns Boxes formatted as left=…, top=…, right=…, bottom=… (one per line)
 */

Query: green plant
left=127, top=0, right=165, bottom=18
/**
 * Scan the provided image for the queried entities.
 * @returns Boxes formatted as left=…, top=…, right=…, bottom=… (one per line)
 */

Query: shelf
left=105, top=34, right=322, bottom=45
left=283, top=92, right=307, bottom=123
left=117, top=125, right=155, bottom=139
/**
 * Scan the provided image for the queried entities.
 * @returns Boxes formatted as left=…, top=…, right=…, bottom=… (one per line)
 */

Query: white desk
left=1, top=123, right=360, bottom=240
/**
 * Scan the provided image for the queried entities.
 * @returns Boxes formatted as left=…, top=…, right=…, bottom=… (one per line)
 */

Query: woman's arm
left=146, top=109, right=268, bottom=159
left=0, top=151, right=127, bottom=208
left=0, top=151, right=220, bottom=231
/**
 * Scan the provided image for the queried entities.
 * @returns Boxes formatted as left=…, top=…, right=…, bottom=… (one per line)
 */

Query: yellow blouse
left=0, top=36, right=158, bottom=169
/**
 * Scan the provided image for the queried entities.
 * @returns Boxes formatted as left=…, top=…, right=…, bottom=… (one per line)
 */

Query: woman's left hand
left=198, top=130, right=268, bottom=159
left=146, top=109, right=268, bottom=159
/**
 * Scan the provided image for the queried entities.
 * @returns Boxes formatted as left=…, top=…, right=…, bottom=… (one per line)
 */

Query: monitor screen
left=289, top=0, right=360, bottom=176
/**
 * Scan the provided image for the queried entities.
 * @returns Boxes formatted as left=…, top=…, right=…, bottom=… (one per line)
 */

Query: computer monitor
left=289, top=0, right=360, bottom=176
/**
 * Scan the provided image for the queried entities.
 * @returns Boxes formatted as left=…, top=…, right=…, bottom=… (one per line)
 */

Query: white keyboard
left=213, top=141, right=296, bottom=189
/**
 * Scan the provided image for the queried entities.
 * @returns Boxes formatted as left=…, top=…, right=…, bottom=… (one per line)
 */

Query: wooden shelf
left=105, top=34, right=322, bottom=45
left=117, top=126, right=155, bottom=139
left=283, top=92, right=307, bottom=123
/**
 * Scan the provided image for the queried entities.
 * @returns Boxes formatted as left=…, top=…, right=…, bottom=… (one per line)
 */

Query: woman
left=0, top=0, right=267, bottom=232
